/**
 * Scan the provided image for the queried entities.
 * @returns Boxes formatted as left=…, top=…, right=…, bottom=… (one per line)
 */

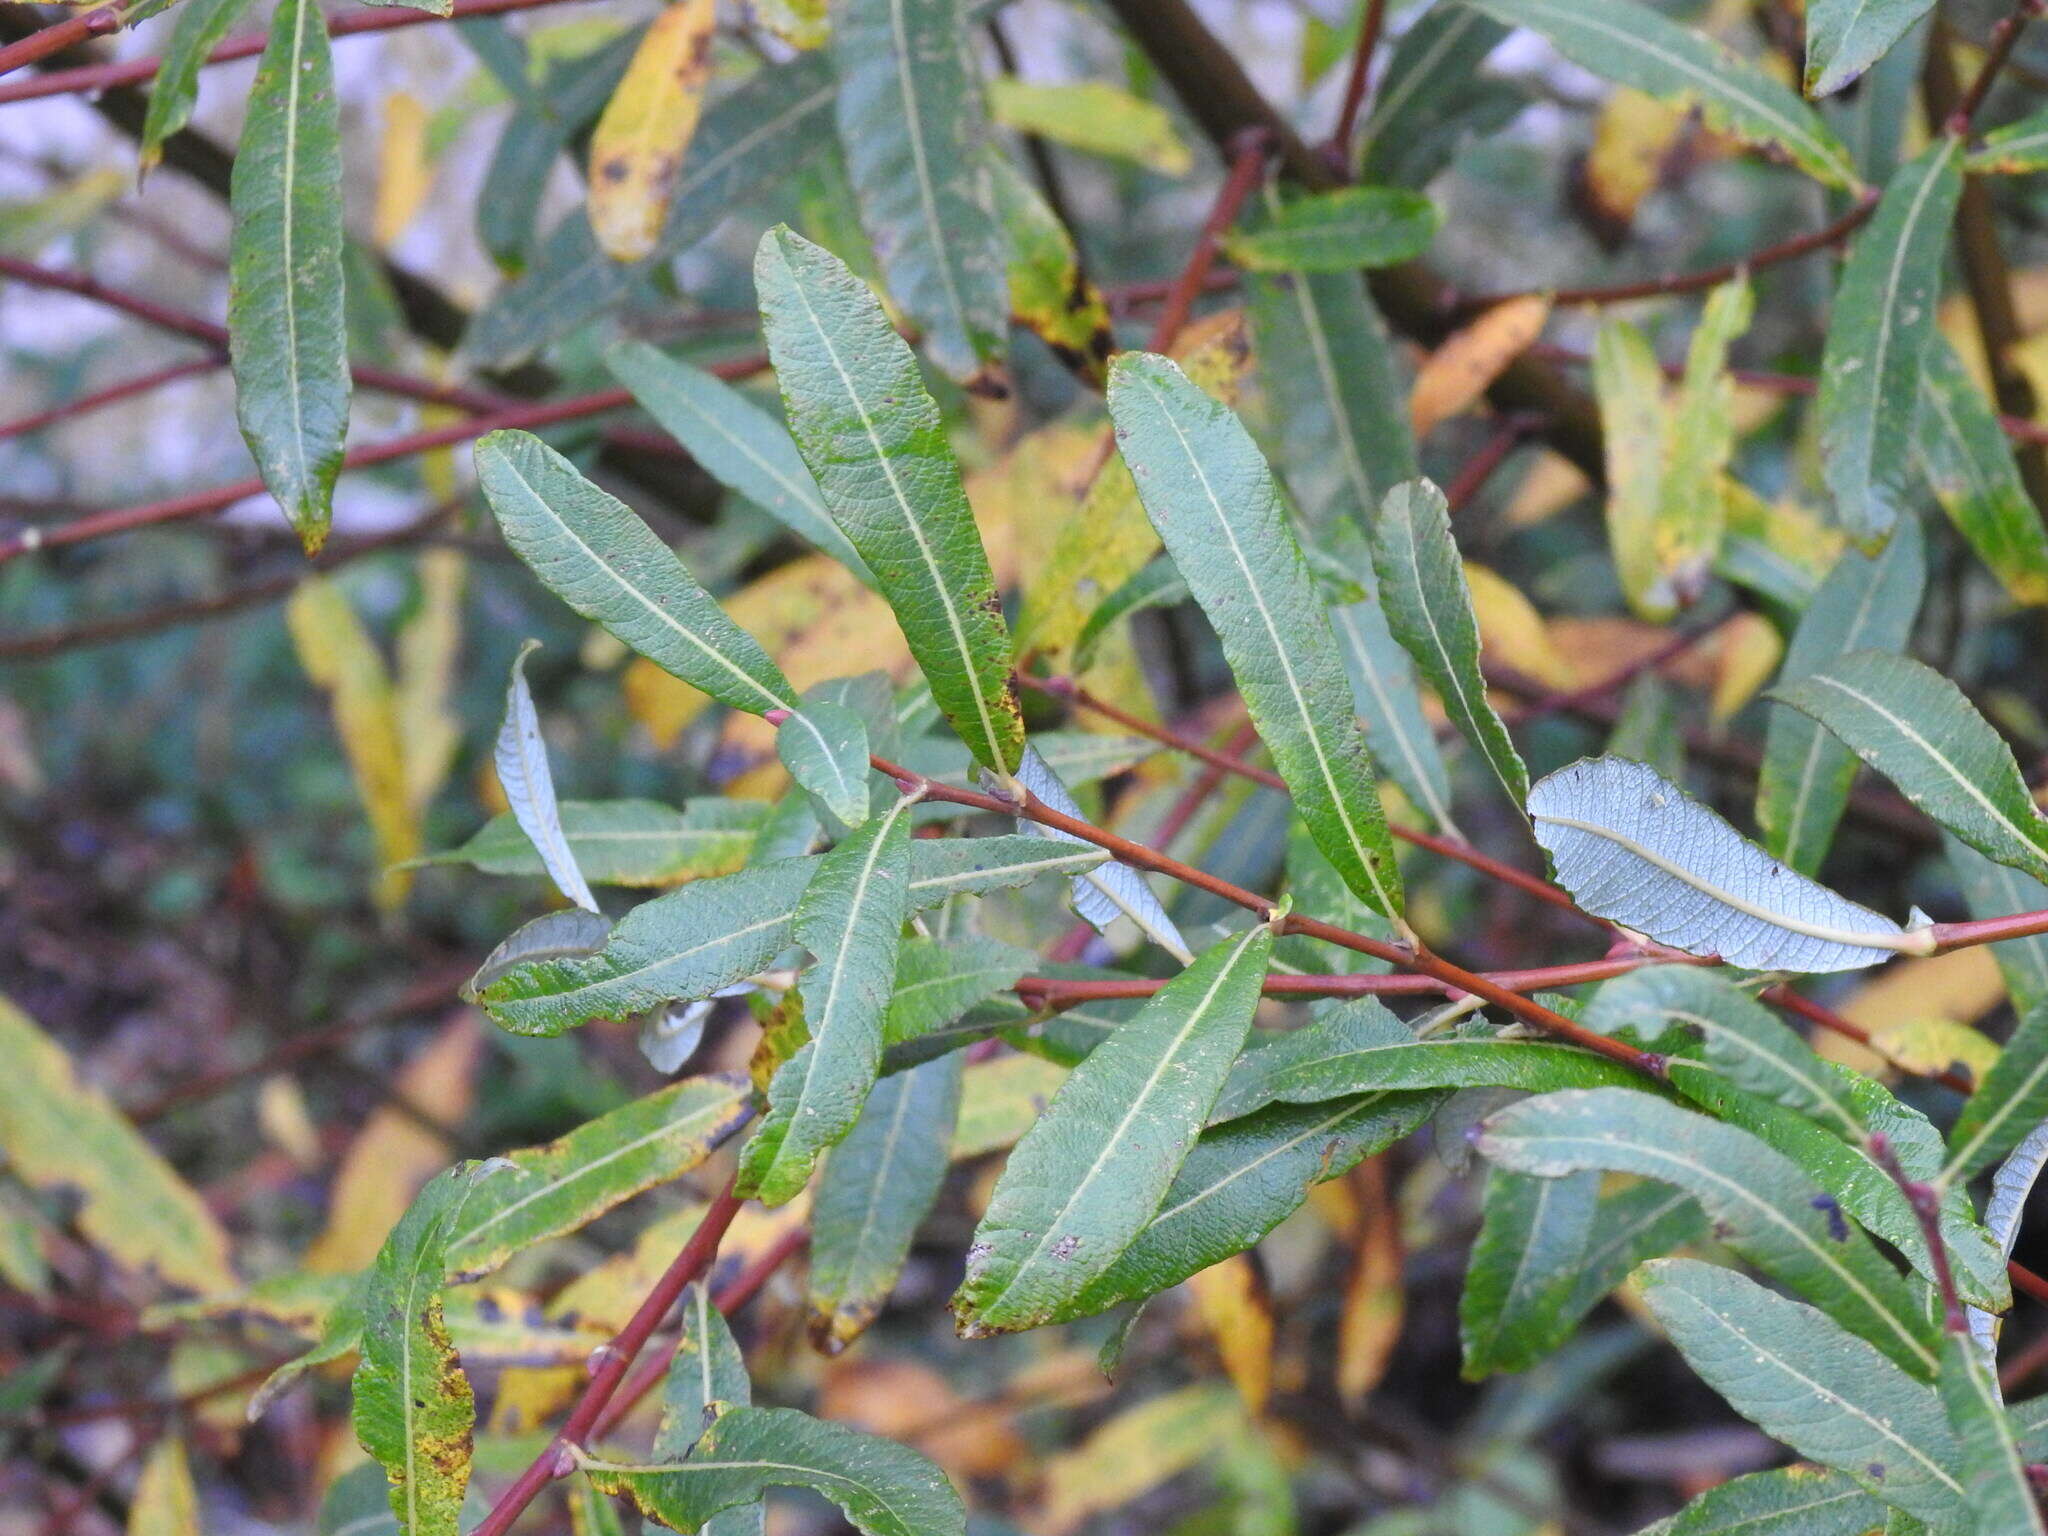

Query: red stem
left=1946, top=0, right=2045, bottom=138
left=1324, top=0, right=1388, bottom=165
left=0, top=356, right=223, bottom=442
left=0, top=0, right=606, bottom=105
left=0, top=4, right=120, bottom=82
left=1146, top=128, right=1272, bottom=355
left=470, top=1176, right=748, bottom=1536
left=1017, top=952, right=1680, bottom=1007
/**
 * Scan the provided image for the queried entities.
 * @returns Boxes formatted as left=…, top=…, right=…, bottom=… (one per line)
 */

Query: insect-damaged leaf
left=988, top=155, right=1113, bottom=384
left=756, top=227, right=1026, bottom=776
left=581, top=1405, right=966, bottom=1536
left=1638, top=1260, right=1964, bottom=1527
left=1109, top=351, right=1403, bottom=920
left=228, top=0, right=349, bottom=552
left=586, top=0, right=716, bottom=263
left=1527, top=756, right=1921, bottom=972
left=953, top=926, right=1272, bottom=1335
left=351, top=1161, right=504, bottom=1536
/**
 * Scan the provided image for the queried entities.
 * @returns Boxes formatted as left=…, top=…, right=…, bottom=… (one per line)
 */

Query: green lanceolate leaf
left=809, top=1052, right=963, bottom=1352
left=1371, top=478, right=1530, bottom=815
left=605, top=342, right=873, bottom=583
left=778, top=700, right=872, bottom=828
left=465, top=54, right=835, bottom=368
left=1455, top=0, right=1858, bottom=186
left=1221, top=187, right=1439, bottom=273
left=831, top=0, right=1006, bottom=385
left=1946, top=1001, right=2048, bottom=1182
left=1757, top=516, right=1925, bottom=875
left=739, top=798, right=917, bottom=1205
left=1638, top=1259, right=1964, bottom=1527
left=426, top=798, right=767, bottom=888
left=494, top=641, right=598, bottom=914
left=1481, top=1090, right=1939, bottom=1376
left=1527, top=756, right=1919, bottom=971
left=476, top=431, right=796, bottom=715
left=1967, top=104, right=2048, bottom=174
left=1582, top=966, right=1863, bottom=1135
left=1818, top=140, right=1963, bottom=541
left=652, top=1282, right=763, bottom=1536
left=756, top=228, right=1025, bottom=775
left=1805, top=0, right=1935, bottom=95
left=1357, top=7, right=1513, bottom=188
left=1108, top=351, right=1402, bottom=918
left=352, top=1162, right=502, bottom=1536
left=1671, top=1066, right=2008, bottom=1310
left=904, top=835, right=1109, bottom=903
left=1245, top=225, right=1417, bottom=534
left=1560, top=1181, right=1705, bottom=1324
left=140, top=0, right=256, bottom=174
left=227, top=0, right=350, bottom=553
left=1770, top=649, right=2048, bottom=881
left=882, top=936, right=1035, bottom=1051
left=476, top=858, right=817, bottom=1036
left=444, top=1075, right=751, bottom=1282
left=953, top=926, right=1273, bottom=1335
left=1656, top=1466, right=1883, bottom=1536
left=583, top=1405, right=966, bottom=1536
left=1459, top=1167, right=1599, bottom=1379
left=1916, top=336, right=2048, bottom=606
left=1940, top=1330, right=2046, bottom=1534
left=1063, top=1092, right=1439, bottom=1322
left=1214, top=997, right=1638, bottom=1121
left=1329, top=590, right=1460, bottom=837
left=1948, top=836, right=2048, bottom=1011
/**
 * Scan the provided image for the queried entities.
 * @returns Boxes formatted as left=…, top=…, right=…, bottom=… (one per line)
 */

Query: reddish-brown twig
left=1946, top=0, right=2046, bottom=138
left=0, top=356, right=223, bottom=443
left=1762, top=984, right=1976, bottom=1097
left=1324, top=0, right=1389, bottom=166
left=0, top=4, right=119, bottom=81
left=1442, top=414, right=1539, bottom=512
left=1498, top=617, right=1725, bottom=727
left=0, top=0, right=605, bottom=105
left=1146, top=128, right=1273, bottom=356
left=471, top=1176, right=749, bottom=1536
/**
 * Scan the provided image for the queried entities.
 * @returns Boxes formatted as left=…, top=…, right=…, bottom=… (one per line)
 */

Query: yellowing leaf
left=258, top=1075, right=323, bottom=1170
left=1581, top=87, right=1686, bottom=235
left=1410, top=296, right=1550, bottom=438
left=1336, top=1156, right=1402, bottom=1406
left=303, top=1015, right=482, bottom=1274
left=587, top=0, right=718, bottom=262
left=128, top=1434, right=201, bottom=1536
left=1463, top=562, right=1577, bottom=690
left=0, top=992, right=234, bottom=1295
left=1872, top=1017, right=2001, bottom=1083
left=987, top=78, right=1192, bottom=176
left=288, top=579, right=421, bottom=911
left=1709, top=611, right=1783, bottom=722
left=1186, top=1255, right=1273, bottom=1414
left=1039, top=1383, right=1243, bottom=1535
left=394, top=549, right=466, bottom=818
left=753, top=0, right=827, bottom=47
left=373, top=90, right=431, bottom=250
left=1818, top=946, right=2008, bottom=1077
left=1504, top=449, right=1592, bottom=528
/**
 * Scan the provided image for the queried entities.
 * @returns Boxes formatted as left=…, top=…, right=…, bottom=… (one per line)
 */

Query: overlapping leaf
left=1805, top=0, right=1936, bottom=95
left=140, top=0, right=256, bottom=174
left=1459, top=1168, right=1599, bottom=1378
left=492, top=642, right=598, bottom=913
left=1916, top=338, right=2048, bottom=606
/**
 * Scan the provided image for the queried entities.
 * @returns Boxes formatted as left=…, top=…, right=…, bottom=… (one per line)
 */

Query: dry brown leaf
left=1410, top=296, right=1551, bottom=438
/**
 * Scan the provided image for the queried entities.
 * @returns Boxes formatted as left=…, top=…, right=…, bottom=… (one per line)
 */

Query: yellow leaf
left=1017, top=310, right=1252, bottom=666
left=1463, top=562, right=1578, bottom=691
left=288, top=579, right=422, bottom=911
left=622, top=653, right=711, bottom=749
left=1709, top=611, right=1783, bottom=722
left=1410, top=296, right=1550, bottom=438
left=128, top=1435, right=200, bottom=1536
left=1038, top=1383, right=1243, bottom=1535
left=302, top=1014, right=481, bottom=1274
left=1580, top=88, right=1686, bottom=235
left=373, top=91, right=431, bottom=251
left=395, top=549, right=466, bottom=818
left=1185, top=1254, right=1273, bottom=1414
left=1503, top=449, right=1592, bottom=529
left=752, top=0, right=827, bottom=47
left=1336, top=1156, right=1402, bottom=1406
left=952, top=1054, right=1070, bottom=1160
left=587, top=0, right=718, bottom=263
left=0, top=992, right=235, bottom=1295
left=257, top=1075, right=323, bottom=1170
left=1818, top=947, right=2008, bottom=1077
left=987, top=78, right=1193, bottom=177
left=1872, top=1017, right=2001, bottom=1084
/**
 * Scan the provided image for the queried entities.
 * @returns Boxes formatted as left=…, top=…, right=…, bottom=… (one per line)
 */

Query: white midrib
left=673, top=392, right=825, bottom=523
left=1657, top=1288, right=1961, bottom=1495
left=1541, top=1131, right=1937, bottom=1373
left=889, top=0, right=975, bottom=352
left=1289, top=272, right=1376, bottom=529
left=783, top=709, right=855, bottom=807
left=1798, top=670, right=2048, bottom=875
left=779, top=259, right=1010, bottom=771
left=841, top=1073, right=920, bottom=1284
left=994, top=929, right=1262, bottom=1299
left=1495, top=1177, right=1563, bottom=1329
left=498, top=457, right=791, bottom=714
left=1333, top=606, right=1463, bottom=837
left=1137, top=376, right=1399, bottom=917
left=1845, top=140, right=1958, bottom=485
left=1386, top=503, right=1524, bottom=813
left=1486, top=0, right=1853, bottom=185
left=908, top=848, right=1103, bottom=898
left=1531, top=810, right=1914, bottom=953
left=507, top=904, right=793, bottom=1014
left=453, top=1094, right=739, bottom=1254
left=1359, top=12, right=1473, bottom=148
